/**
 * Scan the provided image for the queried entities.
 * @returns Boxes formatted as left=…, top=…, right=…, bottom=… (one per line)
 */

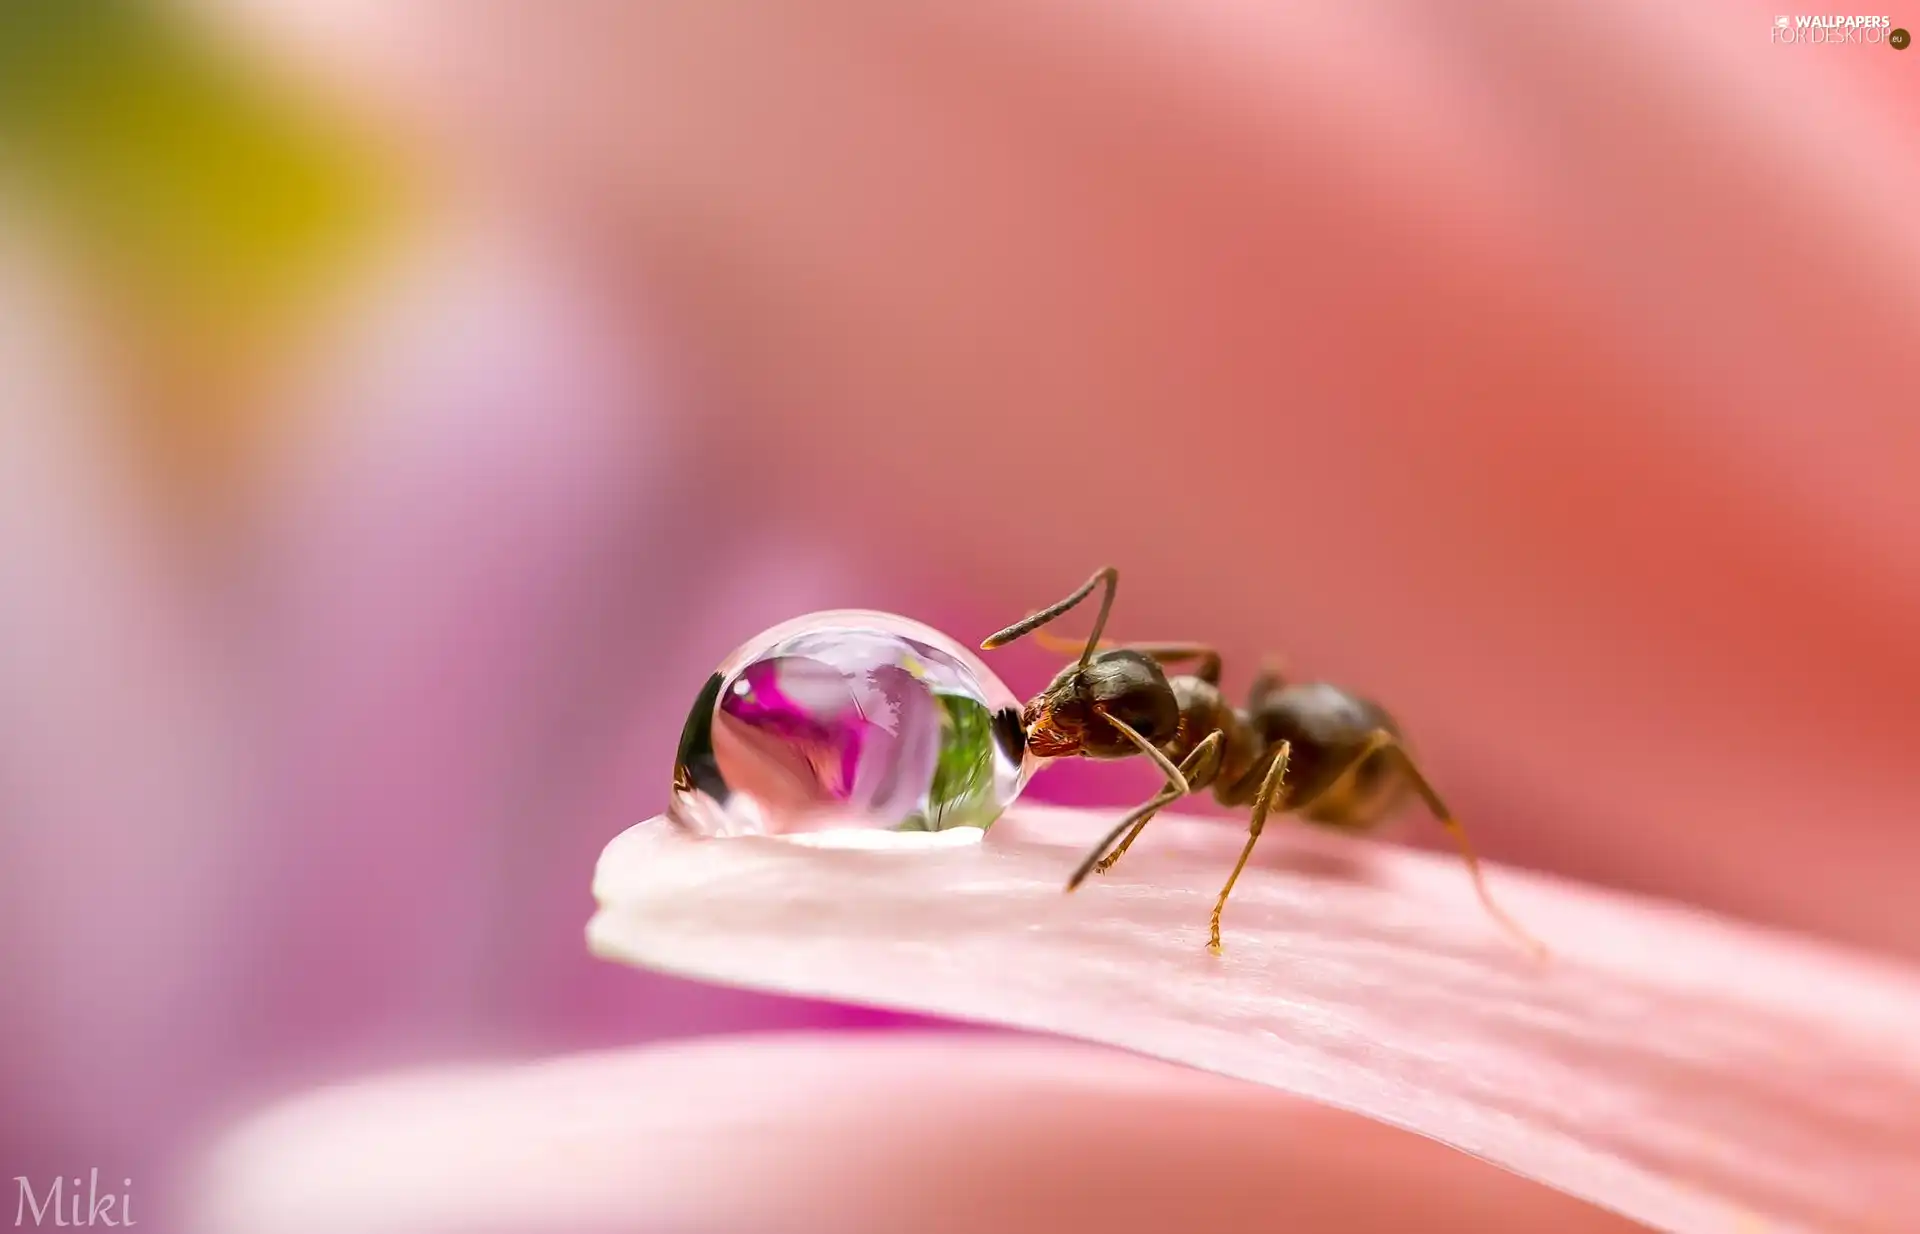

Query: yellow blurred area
left=0, top=0, right=395, bottom=489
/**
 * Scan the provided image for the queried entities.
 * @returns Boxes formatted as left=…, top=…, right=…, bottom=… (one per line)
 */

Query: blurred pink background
left=2, top=0, right=1917, bottom=1226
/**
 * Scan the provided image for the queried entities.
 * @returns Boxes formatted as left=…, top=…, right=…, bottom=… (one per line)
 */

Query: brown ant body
left=982, top=566, right=1545, bottom=958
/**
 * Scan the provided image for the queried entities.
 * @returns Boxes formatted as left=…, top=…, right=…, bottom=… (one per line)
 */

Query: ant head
left=1022, top=649, right=1179, bottom=759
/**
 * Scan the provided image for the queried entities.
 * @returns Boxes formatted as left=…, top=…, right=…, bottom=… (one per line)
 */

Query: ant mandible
left=981, top=566, right=1547, bottom=959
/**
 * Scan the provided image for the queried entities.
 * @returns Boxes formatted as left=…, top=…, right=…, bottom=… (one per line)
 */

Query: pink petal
left=198, top=1031, right=1642, bottom=1234
left=586, top=807, right=1920, bottom=1233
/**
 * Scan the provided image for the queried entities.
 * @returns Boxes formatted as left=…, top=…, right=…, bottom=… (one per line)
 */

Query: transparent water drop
left=670, top=610, right=1037, bottom=838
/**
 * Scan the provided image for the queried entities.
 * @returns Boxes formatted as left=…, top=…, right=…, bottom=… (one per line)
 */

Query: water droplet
left=670, top=610, right=1037, bottom=837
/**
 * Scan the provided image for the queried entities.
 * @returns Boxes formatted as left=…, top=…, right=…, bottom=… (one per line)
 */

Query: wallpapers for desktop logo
left=1771, top=14, right=1910, bottom=46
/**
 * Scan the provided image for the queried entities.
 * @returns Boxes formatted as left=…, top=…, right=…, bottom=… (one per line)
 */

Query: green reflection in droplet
left=923, top=691, right=1005, bottom=832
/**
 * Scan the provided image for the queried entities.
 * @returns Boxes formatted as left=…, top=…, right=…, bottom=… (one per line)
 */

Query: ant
left=981, top=566, right=1547, bottom=959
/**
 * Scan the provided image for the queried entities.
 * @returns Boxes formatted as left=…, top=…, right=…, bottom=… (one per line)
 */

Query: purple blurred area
left=2, top=1, right=1918, bottom=1227
left=0, top=178, right=929, bottom=1213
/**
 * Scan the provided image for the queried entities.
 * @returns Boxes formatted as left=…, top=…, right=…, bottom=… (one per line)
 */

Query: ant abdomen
left=1248, top=682, right=1411, bottom=829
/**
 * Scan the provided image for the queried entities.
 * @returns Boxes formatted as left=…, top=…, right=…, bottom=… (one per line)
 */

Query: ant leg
left=1291, top=729, right=1549, bottom=961
left=1031, top=630, right=1223, bottom=686
left=1209, top=741, right=1291, bottom=954
left=1091, top=730, right=1225, bottom=876
left=1066, top=731, right=1223, bottom=892
left=1374, top=735, right=1550, bottom=961
left=1246, top=654, right=1291, bottom=710
left=982, top=567, right=1117, bottom=667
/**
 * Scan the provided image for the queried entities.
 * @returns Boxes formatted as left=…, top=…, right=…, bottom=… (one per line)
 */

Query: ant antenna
left=981, top=567, right=1118, bottom=668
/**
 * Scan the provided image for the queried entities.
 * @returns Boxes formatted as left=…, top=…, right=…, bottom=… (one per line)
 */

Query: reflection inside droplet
left=670, top=610, right=1036, bottom=838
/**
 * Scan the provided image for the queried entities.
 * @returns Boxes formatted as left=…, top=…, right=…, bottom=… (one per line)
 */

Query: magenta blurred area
left=2, top=0, right=1917, bottom=1225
